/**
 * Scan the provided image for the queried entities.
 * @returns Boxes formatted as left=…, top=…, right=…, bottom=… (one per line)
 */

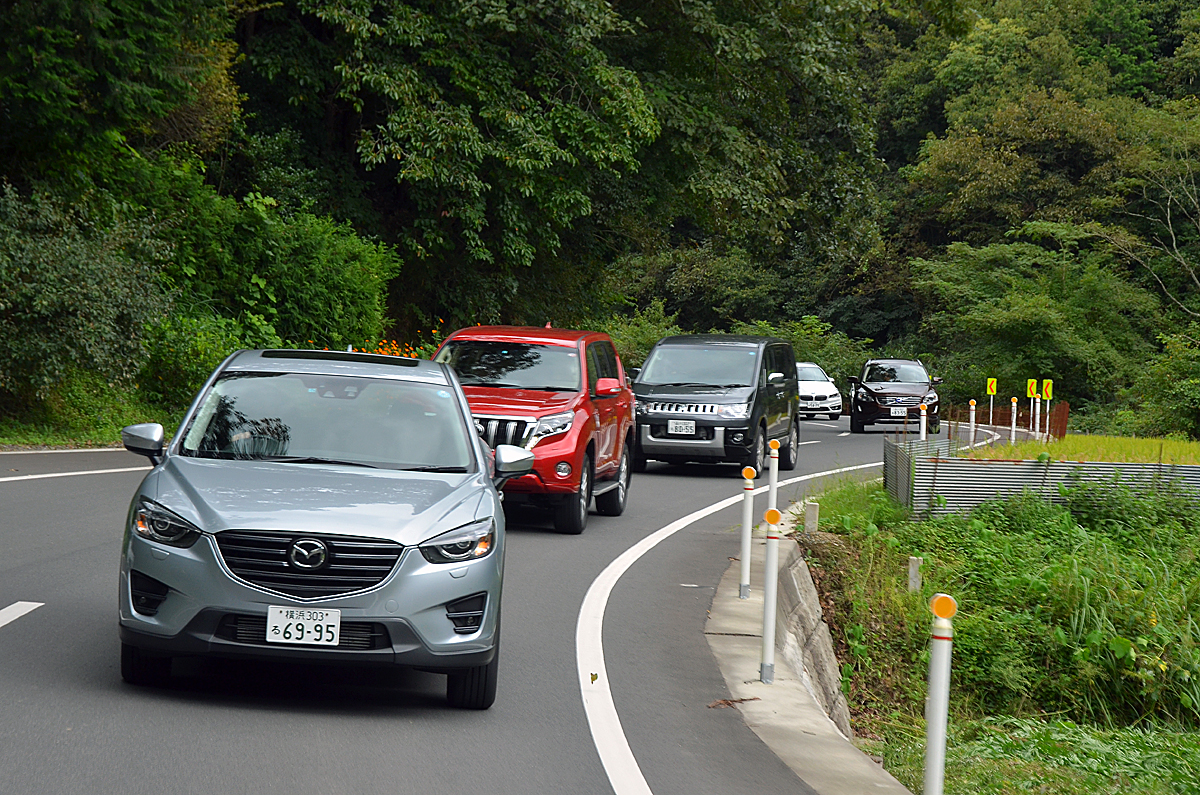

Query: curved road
left=0, top=419, right=880, bottom=795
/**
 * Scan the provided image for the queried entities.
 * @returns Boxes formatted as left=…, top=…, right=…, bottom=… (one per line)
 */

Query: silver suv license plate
left=667, top=419, right=695, bottom=435
left=266, top=606, right=341, bottom=645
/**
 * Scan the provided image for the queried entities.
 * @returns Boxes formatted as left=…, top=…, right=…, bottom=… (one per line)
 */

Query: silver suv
left=117, top=349, right=532, bottom=709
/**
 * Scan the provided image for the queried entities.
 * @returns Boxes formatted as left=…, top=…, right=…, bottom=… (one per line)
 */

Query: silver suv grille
left=214, top=531, right=403, bottom=599
left=473, top=416, right=530, bottom=447
left=645, top=402, right=721, bottom=415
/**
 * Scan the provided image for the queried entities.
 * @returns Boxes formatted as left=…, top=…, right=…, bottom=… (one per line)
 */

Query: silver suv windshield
left=181, top=373, right=474, bottom=471
left=639, top=345, right=759, bottom=387
left=434, top=341, right=581, bottom=391
left=863, top=362, right=929, bottom=383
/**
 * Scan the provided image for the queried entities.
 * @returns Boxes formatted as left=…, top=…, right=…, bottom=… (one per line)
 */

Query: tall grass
left=965, top=435, right=1200, bottom=465
left=799, top=478, right=1200, bottom=793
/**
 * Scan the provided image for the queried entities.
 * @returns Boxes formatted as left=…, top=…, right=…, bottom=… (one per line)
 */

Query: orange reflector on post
left=768, top=439, right=780, bottom=450
left=930, top=593, right=958, bottom=619
left=742, top=466, right=756, bottom=480
left=764, top=508, right=782, bottom=525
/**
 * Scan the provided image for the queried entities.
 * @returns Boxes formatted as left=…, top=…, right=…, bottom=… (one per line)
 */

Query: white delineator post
left=989, top=394, right=994, bottom=426
left=1010, top=397, right=1018, bottom=445
left=1034, top=397, right=1042, bottom=441
left=968, top=399, right=976, bottom=447
left=919, top=403, right=928, bottom=441
left=760, top=508, right=783, bottom=684
left=767, top=439, right=780, bottom=514
left=739, top=466, right=756, bottom=599
left=1029, top=397, right=1035, bottom=433
left=924, top=593, right=958, bottom=795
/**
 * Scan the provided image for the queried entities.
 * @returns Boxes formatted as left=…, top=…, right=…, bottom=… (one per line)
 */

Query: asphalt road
left=0, top=418, right=882, bottom=795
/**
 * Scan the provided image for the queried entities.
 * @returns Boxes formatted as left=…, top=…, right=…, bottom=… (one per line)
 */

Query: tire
left=780, top=419, right=799, bottom=471
left=803, top=413, right=815, bottom=420
left=554, top=452, right=592, bottom=534
left=850, top=413, right=865, bottom=434
left=828, top=411, right=841, bottom=421
left=121, top=642, right=171, bottom=686
left=446, top=648, right=499, bottom=710
left=928, top=416, right=941, bottom=435
left=595, top=443, right=631, bottom=516
left=631, top=439, right=647, bottom=473
left=742, top=426, right=767, bottom=477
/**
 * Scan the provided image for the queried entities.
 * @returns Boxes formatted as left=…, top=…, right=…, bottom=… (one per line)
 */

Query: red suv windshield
left=434, top=340, right=582, bottom=392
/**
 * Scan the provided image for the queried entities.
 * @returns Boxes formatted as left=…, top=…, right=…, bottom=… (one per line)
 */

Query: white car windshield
left=181, top=373, right=474, bottom=471
left=639, top=345, right=759, bottom=387
left=863, top=363, right=929, bottom=383
left=796, top=365, right=828, bottom=381
left=435, top=341, right=581, bottom=391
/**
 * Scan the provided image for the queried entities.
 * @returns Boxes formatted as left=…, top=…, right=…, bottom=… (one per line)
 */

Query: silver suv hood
left=146, top=456, right=487, bottom=547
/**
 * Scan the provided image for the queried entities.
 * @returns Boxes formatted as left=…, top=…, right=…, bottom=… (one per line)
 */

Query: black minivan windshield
left=181, top=373, right=474, bottom=471
left=639, top=344, right=759, bottom=387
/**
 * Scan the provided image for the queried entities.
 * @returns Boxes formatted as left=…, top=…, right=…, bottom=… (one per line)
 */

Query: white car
left=795, top=362, right=842, bottom=420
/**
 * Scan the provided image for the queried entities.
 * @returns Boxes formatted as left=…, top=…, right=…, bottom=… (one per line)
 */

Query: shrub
left=729, top=316, right=872, bottom=386
left=0, top=183, right=170, bottom=406
left=139, top=313, right=246, bottom=411
left=598, top=300, right=684, bottom=368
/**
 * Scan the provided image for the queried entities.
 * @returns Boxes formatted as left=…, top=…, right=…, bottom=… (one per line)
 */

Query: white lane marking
left=798, top=440, right=820, bottom=446
left=808, top=422, right=839, bottom=428
left=0, top=447, right=125, bottom=455
left=0, top=601, right=44, bottom=630
left=576, top=461, right=882, bottom=795
left=838, top=432, right=850, bottom=437
left=0, top=466, right=150, bottom=484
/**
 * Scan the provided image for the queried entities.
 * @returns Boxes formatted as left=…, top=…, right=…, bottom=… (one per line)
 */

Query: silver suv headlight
left=716, top=403, right=752, bottom=419
left=420, top=519, right=496, bottom=564
left=133, top=499, right=202, bottom=548
left=526, top=410, right=575, bottom=447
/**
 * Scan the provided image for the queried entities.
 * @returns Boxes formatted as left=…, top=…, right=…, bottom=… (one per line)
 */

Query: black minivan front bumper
left=637, top=419, right=755, bottom=462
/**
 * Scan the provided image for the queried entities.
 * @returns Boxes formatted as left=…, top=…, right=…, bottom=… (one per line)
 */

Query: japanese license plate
left=667, top=419, right=696, bottom=435
left=266, top=606, right=341, bottom=646
left=805, top=401, right=821, bottom=409
left=890, top=407, right=908, bottom=417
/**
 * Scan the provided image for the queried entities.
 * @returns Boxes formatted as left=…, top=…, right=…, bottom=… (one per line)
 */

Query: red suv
left=433, top=326, right=635, bottom=534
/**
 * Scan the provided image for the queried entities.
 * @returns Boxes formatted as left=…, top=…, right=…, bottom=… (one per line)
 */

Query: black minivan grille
left=214, top=531, right=403, bottom=599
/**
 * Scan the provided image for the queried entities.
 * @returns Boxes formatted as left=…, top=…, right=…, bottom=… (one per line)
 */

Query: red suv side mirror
left=595, top=377, right=622, bottom=396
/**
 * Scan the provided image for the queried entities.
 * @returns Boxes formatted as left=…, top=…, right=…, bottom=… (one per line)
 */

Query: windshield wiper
left=651, top=382, right=713, bottom=387
left=401, top=465, right=469, bottom=473
left=265, top=456, right=379, bottom=468
left=716, top=383, right=751, bottom=388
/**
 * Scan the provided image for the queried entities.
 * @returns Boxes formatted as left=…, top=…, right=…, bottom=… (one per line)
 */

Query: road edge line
left=0, top=466, right=150, bottom=484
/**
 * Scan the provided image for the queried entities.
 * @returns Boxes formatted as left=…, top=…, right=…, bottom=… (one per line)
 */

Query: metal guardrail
left=885, top=436, right=1200, bottom=514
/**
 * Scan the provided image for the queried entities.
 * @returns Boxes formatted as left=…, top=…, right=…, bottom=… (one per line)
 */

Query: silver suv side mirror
left=493, top=444, right=534, bottom=484
left=122, top=423, right=164, bottom=464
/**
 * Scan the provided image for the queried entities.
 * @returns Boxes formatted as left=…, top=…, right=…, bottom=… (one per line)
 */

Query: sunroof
left=260, top=349, right=421, bottom=367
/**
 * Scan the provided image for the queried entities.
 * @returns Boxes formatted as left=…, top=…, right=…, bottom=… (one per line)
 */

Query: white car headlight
left=716, top=403, right=752, bottom=419
left=526, top=410, right=575, bottom=447
left=420, top=519, right=495, bottom=564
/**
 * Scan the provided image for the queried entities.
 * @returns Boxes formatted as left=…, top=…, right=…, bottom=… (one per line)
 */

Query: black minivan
left=630, top=335, right=800, bottom=476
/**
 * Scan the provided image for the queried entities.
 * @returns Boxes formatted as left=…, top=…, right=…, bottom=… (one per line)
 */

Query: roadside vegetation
left=966, top=435, right=1200, bottom=465
left=801, top=478, right=1200, bottom=793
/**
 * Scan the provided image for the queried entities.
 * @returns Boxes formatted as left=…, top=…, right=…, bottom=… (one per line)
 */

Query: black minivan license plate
left=667, top=419, right=695, bottom=435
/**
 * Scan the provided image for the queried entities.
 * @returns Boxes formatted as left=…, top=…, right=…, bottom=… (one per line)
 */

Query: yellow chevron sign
left=986, top=378, right=997, bottom=396
left=1026, top=379, right=1038, bottom=398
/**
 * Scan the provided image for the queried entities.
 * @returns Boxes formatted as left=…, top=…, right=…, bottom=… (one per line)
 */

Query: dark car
left=631, top=335, right=800, bottom=475
left=848, top=358, right=942, bottom=434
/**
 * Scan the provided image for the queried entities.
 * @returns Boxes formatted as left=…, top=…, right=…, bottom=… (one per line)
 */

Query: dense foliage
left=807, top=478, right=1200, bottom=792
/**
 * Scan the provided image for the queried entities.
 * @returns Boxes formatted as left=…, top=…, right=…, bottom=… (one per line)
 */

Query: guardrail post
left=760, top=508, right=782, bottom=684
left=767, top=439, right=780, bottom=513
left=924, top=594, right=958, bottom=795
left=968, top=400, right=976, bottom=447
left=919, top=404, right=927, bottom=441
left=739, top=466, right=755, bottom=599
left=1010, top=397, right=1017, bottom=445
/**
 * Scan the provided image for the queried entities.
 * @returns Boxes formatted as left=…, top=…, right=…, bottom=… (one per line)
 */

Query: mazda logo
left=288, top=538, right=328, bottom=570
